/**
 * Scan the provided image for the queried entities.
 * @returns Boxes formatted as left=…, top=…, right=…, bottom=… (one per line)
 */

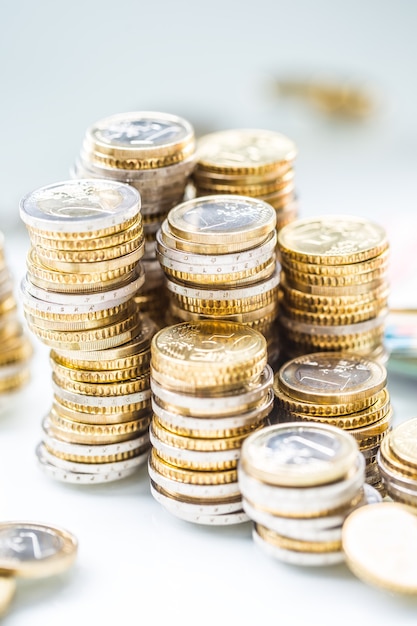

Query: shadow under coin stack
left=0, top=232, right=33, bottom=411
left=239, top=422, right=382, bottom=567
left=192, top=128, right=298, bottom=232
left=273, top=352, right=392, bottom=494
left=157, top=195, right=281, bottom=367
left=148, top=320, right=274, bottom=525
left=72, top=111, right=197, bottom=329
left=19, top=179, right=156, bottom=484
left=276, top=215, right=390, bottom=363
left=378, top=417, right=417, bottom=506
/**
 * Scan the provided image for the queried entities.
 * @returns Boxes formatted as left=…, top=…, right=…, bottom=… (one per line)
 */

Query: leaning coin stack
left=192, top=128, right=298, bottom=232
left=148, top=320, right=274, bottom=525
left=72, top=111, right=197, bottom=328
left=157, top=194, right=281, bottom=366
left=19, top=178, right=156, bottom=484
left=0, top=232, right=33, bottom=410
left=276, top=215, right=390, bottom=363
left=273, top=352, right=392, bottom=493
left=378, top=417, right=417, bottom=506
left=239, top=422, right=381, bottom=566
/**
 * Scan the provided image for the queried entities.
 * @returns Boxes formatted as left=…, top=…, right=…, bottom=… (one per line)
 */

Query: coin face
left=89, top=111, right=194, bottom=150
left=0, top=522, right=78, bottom=578
left=240, top=422, right=359, bottom=486
left=167, top=195, right=276, bottom=245
left=278, top=215, right=388, bottom=264
left=196, top=128, right=297, bottom=170
left=389, top=417, right=417, bottom=466
left=19, top=179, right=140, bottom=233
left=342, top=502, right=417, bottom=594
left=278, top=352, right=387, bottom=404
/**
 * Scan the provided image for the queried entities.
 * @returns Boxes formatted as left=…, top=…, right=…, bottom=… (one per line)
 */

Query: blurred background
left=1, top=0, right=417, bottom=304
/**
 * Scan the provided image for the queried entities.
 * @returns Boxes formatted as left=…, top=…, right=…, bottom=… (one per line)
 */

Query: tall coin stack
left=192, top=128, right=298, bottom=232
left=72, top=111, right=197, bottom=328
left=19, top=179, right=156, bottom=484
left=148, top=320, right=274, bottom=525
left=156, top=195, right=281, bottom=367
left=0, top=232, right=33, bottom=411
left=276, top=215, right=390, bottom=363
left=378, top=417, right=417, bottom=506
left=272, top=352, right=392, bottom=493
left=239, top=422, right=382, bottom=567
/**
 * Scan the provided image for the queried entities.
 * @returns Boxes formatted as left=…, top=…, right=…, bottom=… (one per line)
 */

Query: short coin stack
left=378, top=417, right=417, bottom=506
left=19, top=178, right=156, bottom=483
left=156, top=194, right=281, bottom=367
left=192, top=128, right=298, bottom=232
left=0, top=232, right=33, bottom=410
left=73, top=111, right=197, bottom=328
left=239, top=422, right=381, bottom=566
left=276, top=215, right=390, bottom=363
left=148, top=319, right=274, bottom=525
left=273, top=352, right=392, bottom=493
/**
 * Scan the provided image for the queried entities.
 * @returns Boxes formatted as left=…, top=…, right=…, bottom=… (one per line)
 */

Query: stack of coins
left=378, top=417, right=417, bottom=506
left=192, top=128, right=298, bottom=232
left=72, top=111, right=197, bottom=328
left=148, top=320, right=274, bottom=525
left=238, top=422, right=382, bottom=566
left=276, top=215, right=390, bottom=362
left=156, top=194, right=281, bottom=367
left=19, top=178, right=156, bottom=483
left=273, top=352, right=392, bottom=493
left=0, top=232, right=33, bottom=410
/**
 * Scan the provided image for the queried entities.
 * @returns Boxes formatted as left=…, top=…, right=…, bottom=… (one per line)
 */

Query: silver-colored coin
left=278, top=309, right=388, bottom=336
left=52, top=381, right=151, bottom=408
left=151, top=387, right=273, bottom=432
left=42, top=418, right=150, bottom=457
left=151, top=489, right=249, bottom=525
left=252, top=525, right=345, bottom=566
left=378, top=451, right=417, bottom=490
left=240, top=422, right=360, bottom=487
left=385, top=481, right=417, bottom=506
left=156, top=248, right=276, bottom=276
left=150, top=481, right=243, bottom=515
left=36, top=442, right=149, bottom=475
left=21, top=267, right=144, bottom=308
left=147, top=457, right=241, bottom=499
left=238, top=453, right=365, bottom=516
left=149, top=424, right=241, bottom=465
left=37, top=450, right=141, bottom=484
left=151, top=365, right=273, bottom=417
left=165, top=265, right=280, bottom=302
left=20, top=179, right=140, bottom=233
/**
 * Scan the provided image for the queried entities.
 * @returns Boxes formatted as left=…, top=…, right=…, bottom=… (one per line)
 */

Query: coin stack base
left=377, top=417, right=417, bottom=506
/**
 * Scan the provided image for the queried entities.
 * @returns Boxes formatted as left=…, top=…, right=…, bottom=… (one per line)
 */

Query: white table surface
left=2, top=1, right=417, bottom=623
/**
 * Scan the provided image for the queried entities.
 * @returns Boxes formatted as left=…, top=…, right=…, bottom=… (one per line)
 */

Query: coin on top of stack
left=148, top=319, right=275, bottom=525
left=72, top=111, right=197, bottom=329
left=157, top=194, right=281, bottom=367
left=273, top=352, right=392, bottom=494
left=0, top=231, right=33, bottom=412
left=19, top=178, right=156, bottom=484
left=276, top=215, right=390, bottom=363
left=239, top=421, right=381, bottom=566
left=192, top=128, right=298, bottom=232
left=377, top=416, right=417, bottom=507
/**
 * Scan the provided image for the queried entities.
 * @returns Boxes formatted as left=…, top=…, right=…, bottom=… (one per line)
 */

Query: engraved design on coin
left=265, top=429, right=340, bottom=467
left=97, top=119, right=184, bottom=147
left=181, top=200, right=261, bottom=231
left=34, top=182, right=123, bottom=218
left=293, top=357, right=371, bottom=392
left=0, top=527, right=62, bottom=562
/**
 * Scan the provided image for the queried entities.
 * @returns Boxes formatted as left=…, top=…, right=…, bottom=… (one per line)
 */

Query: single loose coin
left=0, top=521, right=77, bottom=578
left=240, top=422, right=359, bottom=487
left=342, top=502, right=417, bottom=594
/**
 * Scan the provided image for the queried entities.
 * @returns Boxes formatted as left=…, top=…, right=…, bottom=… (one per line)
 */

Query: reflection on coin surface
left=240, top=422, right=359, bottom=486
left=0, top=576, right=16, bottom=617
left=342, top=502, right=417, bottom=594
left=0, top=522, right=78, bottom=578
left=19, top=179, right=140, bottom=232
left=278, top=352, right=387, bottom=404
left=389, top=417, right=417, bottom=467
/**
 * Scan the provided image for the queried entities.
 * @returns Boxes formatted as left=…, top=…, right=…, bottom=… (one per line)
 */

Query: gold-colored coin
left=0, top=576, right=16, bottom=618
left=282, top=263, right=387, bottom=288
left=378, top=435, right=417, bottom=479
left=168, top=299, right=278, bottom=328
left=255, top=523, right=342, bottom=553
left=24, top=300, right=131, bottom=325
left=50, top=358, right=148, bottom=385
left=0, top=335, right=33, bottom=366
left=192, top=172, right=294, bottom=197
left=152, top=449, right=238, bottom=472
left=277, top=352, right=387, bottom=405
left=24, top=305, right=130, bottom=332
left=195, top=128, right=297, bottom=175
left=192, top=163, right=293, bottom=185
left=0, top=368, right=31, bottom=393
left=281, top=248, right=389, bottom=276
left=279, top=296, right=388, bottom=326
left=0, top=295, right=17, bottom=317
left=389, top=417, right=417, bottom=467
left=26, top=213, right=139, bottom=242
left=44, top=443, right=145, bottom=465
left=51, top=371, right=149, bottom=397
left=151, top=320, right=267, bottom=386
left=149, top=448, right=238, bottom=485
left=281, top=274, right=387, bottom=298
left=51, top=400, right=151, bottom=426
left=89, top=146, right=195, bottom=170
left=277, top=215, right=389, bottom=265
left=154, top=409, right=267, bottom=440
